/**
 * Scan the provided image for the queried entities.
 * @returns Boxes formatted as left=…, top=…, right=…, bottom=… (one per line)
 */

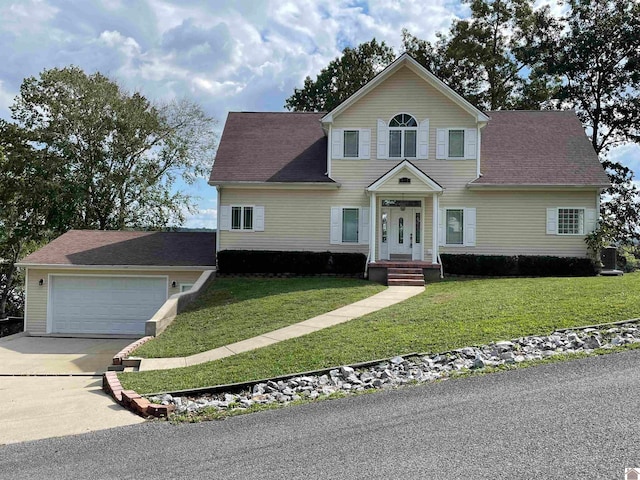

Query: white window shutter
left=377, top=119, right=388, bottom=159
left=418, top=119, right=429, bottom=159
left=585, top=208, right=597, bottom=233
left=436, top=129, right=447, bottom=159
left=359, top=207, right=370, bottom=244
left=546, top=208, right=558, bottom=235
left=359, top=129, right=371, bottom=159
left=330, top=207, right=342, bottom=244
left=332, top=129, right=343, bottom=159
left=464, top=128, right=477, bottom=159
left=464, top=207, right=476, bottom=246
left=254, top=206, right=265, bottom=231
left=438, top=208, right=445, bottom=246
left=219, top=206, right=231, bottom=231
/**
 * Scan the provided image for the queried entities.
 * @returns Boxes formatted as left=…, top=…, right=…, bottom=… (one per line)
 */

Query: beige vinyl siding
left=332, top=66, right=477, bottom=163
left=440, top=190, right=599, bottom=257
left=25, top=268, right=204, bottom=335
left=219, top=188, right=368, bottom=254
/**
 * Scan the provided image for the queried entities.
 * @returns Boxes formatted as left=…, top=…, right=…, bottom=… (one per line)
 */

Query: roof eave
left=17, top=263, right=217, bottom=270
left=467, top=182, right=610, bottom=190
left=209, top=180, right=340, bottom=189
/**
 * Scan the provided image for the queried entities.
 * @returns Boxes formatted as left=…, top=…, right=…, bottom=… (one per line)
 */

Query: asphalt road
left=2, top=350, right=640, bottom=479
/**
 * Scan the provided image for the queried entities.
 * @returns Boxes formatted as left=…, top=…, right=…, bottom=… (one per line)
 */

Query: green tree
left=541, top=0, right=640, bottom=247
left=0, top=123, right=56, bottom=317
left=285, top=39, right=396, bottom=112
left=402, top=0, right=558, bottom=110
left=11, top=66, right=218, bottom=230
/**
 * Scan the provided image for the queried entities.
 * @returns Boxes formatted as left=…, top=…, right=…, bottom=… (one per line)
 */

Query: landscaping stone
left=149, top=321, right=640, bottom=416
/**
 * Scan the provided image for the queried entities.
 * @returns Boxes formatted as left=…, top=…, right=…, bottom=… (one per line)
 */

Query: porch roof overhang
left=366, top=159, right=443, bottom=193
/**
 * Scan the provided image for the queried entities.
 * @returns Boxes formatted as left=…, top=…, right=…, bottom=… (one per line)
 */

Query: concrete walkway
left=138, top=285, right=424, bottom=372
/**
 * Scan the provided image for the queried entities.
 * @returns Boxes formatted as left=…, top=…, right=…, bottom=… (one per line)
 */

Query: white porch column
left=432, top=193, right=439, bottom=264
left=369, top=192, right=376, bottom=262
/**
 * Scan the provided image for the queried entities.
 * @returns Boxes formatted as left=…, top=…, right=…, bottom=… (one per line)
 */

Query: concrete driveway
left=0, top=335, right=133, bottom=375
left=0, top=335, right=145, bottom=445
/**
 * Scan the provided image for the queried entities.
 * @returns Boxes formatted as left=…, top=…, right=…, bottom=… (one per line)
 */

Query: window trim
left=439, top=207, right=476, bottom=247
left=230, top=205, right=255, bottom=232
left=330, top=206, right=370, bottom=245
left=343, top=130, right=360, bottom=158
left=436, top=127, right=477, bottom=160
left=342, top=207, right=360, bottom=243
left=388, top=113, right=418, bottom=159
left=556, top=207, right=585, bottom=236
left=444, top=208, right=465, bottom=246
left=447, top=129, right=465, bottom=158
left=180, top=283, right=194, bottom=293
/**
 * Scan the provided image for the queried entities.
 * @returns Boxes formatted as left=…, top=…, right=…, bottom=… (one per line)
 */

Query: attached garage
left=49, top=276, right=168, bottom=335
left=18, top=230, right=216, bottom=336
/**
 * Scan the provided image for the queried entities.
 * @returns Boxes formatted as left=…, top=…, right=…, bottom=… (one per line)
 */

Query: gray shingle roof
left=209, top=112, right=333, bottom=183
left=473, top=110, right=610, bottom=186
left=18, top=230, right=216, bottom=267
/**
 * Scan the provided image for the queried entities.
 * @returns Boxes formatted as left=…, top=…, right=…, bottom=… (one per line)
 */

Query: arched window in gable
left=389, top=113, right=417, bottom=158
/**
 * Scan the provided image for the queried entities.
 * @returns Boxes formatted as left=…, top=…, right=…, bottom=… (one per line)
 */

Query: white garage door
left=49, top=276, right=168, bottom=335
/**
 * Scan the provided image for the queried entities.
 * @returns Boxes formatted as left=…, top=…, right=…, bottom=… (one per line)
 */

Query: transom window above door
left=389, top=113, right=418, bottom=158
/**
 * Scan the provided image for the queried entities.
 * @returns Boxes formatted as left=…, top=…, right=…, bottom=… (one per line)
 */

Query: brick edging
left=103, top=371, right=174, bottom=418
left=112, top=336, right=154, bottom=365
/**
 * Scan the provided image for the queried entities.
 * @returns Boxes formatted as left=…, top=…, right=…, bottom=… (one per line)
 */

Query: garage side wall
left=25, top=268, right=204, bottom=335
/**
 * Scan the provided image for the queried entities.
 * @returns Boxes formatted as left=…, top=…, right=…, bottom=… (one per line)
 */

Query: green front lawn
left=121, top=273, right=640, bottom=393
left=133, top=277, right=385, bottom=358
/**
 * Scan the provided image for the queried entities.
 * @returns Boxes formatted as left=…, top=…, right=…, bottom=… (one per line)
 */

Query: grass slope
left=134, top=277, right=385, bottom=358
left=121, top=274, right=640, bottom=393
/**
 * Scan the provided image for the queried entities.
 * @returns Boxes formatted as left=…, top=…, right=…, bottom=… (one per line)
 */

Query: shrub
left=441, top=253, right=597, bottom=277
left=217, top=250, right=367, bottom=275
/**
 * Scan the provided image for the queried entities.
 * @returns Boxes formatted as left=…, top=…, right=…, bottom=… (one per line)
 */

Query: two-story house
left=209, top=53, right=610, bottom=283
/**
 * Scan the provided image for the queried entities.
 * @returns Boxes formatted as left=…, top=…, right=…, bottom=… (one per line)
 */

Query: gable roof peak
left=322, top=53, right=489, bottom=124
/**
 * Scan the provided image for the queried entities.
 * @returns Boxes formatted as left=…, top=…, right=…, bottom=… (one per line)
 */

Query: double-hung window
left=333, top=129, right=370, bottom=159
left=342, top=208, right=359, bottom=243
left=436, top=128, right=477, bottom=159
left=389, top=114, right=418, bottom=158
left=220, top=205, right=264, bottom=232
left=439, top=207, right=476, bottom=247
left=231, top=206, right=254, bottom=231
left=448, top=130, right=465, bottom=158
left=445, top=209, right=464, bottom=245
left=330, top=206, right=370, bottom=245
left=344, top=130, right=359, bottom=158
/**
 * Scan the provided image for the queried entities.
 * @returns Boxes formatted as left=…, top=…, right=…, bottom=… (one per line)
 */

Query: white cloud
left=99, top=30, right=141, bottom=56
left=0, top=81, right=15, bottom=117
left=183, top=208, right=217, bottom=229
left=609, top=143, right=640, bottom=178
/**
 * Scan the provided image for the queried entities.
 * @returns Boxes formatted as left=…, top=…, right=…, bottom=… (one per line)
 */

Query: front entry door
left=389, top=208, right=413, bottom=256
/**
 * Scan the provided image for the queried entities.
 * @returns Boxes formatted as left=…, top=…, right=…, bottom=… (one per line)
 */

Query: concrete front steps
left=387, top=267, right=425, bottom=286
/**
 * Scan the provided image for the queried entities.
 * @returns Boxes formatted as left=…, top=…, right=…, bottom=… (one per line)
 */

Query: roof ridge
left=231, top=111, right=327, bottom=114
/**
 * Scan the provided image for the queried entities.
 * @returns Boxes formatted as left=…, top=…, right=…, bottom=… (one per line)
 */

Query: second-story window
left=389, top=113, right=417, bottom=158
left=344, top=130, right=359, bottom=158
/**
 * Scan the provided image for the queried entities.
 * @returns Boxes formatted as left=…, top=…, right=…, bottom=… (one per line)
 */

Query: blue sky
left=1, top=0, right=638, bottom=229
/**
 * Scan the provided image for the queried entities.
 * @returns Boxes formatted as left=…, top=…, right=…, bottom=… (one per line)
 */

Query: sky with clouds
left=1, top=0, right=638, bottom=229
